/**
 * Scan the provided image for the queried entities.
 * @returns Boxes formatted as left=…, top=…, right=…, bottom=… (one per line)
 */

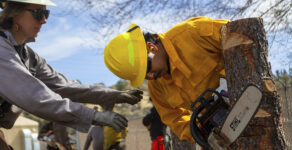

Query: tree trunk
left=220, top=18, right=286, bottom=149
left=170, top=130, right=196, bottom=150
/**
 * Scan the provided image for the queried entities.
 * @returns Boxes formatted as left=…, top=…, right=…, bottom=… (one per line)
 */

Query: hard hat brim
left=8, top=0, right=56, bottom=6
left=104, top=24, right=147, bottom=88
left=129, top=26, right=147, bottom=88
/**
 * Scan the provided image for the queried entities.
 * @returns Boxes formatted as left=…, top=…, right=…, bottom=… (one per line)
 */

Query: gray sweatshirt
left=0, top=30, right=120, bottom=132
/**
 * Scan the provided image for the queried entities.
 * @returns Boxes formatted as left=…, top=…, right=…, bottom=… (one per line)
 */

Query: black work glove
left=0, top=104, right=23, bottom=129
left=92, top=110, right=128, bottom=132
left=116, top=89, right=143, bottom=105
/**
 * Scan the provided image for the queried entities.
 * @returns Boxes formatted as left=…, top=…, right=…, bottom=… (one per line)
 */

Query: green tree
left=114, top=80, right=128, bottom=91
left=275, top=68, right=292, bottom=144
left=275, top=69, right=292, bottom=87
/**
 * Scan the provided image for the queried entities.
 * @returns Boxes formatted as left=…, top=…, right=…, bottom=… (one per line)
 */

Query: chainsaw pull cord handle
left=190, top=89, right=223, bottom=150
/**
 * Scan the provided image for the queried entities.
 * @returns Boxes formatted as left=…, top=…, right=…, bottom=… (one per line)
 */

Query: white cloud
left=31, top=37, right=83, bottom=61
left=28, top=14, right=99, bottom=61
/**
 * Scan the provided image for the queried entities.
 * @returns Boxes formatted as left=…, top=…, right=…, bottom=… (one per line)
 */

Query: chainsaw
left=190, top=84, right=262, bottom=150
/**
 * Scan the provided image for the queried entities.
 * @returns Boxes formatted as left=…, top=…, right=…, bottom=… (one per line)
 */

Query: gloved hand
left=116, top=89, right=143, bottom=105
left=0, top=104, right=23, bottom=129
left=92, top=110, right=128, bottom=132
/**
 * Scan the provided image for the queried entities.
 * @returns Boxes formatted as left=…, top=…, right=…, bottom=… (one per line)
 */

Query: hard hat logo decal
left=122, top=33, right=135, bottom=67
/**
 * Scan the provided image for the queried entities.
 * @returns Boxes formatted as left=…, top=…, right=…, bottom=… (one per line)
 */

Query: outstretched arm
left=0, top=44, right=93, bottom=132
left=33, top=53, right=142, bottom=105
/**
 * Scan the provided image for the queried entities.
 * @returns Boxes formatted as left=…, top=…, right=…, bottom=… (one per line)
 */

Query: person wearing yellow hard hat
left=104, top=16, right=230, bottom=143
left=0, top=1, right=144, bottom=149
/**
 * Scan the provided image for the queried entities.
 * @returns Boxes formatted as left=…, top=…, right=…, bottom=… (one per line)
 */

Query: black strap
left=0, top=31, right=7, bottom=39
left=14, top=45, right=28, bottom=66
left=26, top=46, right=37, bottom=76
left=127, top=25, right=139, bottom=32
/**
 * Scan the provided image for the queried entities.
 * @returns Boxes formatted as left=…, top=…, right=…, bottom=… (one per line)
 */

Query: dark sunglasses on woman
left=26, top=8, right=50, bottom=21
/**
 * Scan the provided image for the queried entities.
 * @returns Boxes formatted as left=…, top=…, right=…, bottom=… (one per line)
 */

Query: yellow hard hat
left=104, top=24, right=147, bottom=88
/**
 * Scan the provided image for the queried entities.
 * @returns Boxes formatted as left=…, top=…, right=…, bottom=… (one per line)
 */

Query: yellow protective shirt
left=148, top=16, right=229, bottom=143
left=103, top=126, right=128, bottom=150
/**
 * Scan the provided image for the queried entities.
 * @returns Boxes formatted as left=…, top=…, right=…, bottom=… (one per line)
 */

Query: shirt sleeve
left=31, top=50, right=121, bottom=105
left=0, top=43, right=93, bottom=132
left=148, top=81, right=195, bottom=143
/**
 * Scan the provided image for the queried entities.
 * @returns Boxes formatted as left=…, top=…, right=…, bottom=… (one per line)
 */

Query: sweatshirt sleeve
left=31, top=50, right=121, bottom=105
left=0, top=43, right=93, bottom=132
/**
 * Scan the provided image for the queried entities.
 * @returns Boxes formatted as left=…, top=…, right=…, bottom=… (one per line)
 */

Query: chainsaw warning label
left=230, top=117, right=241, bottom=131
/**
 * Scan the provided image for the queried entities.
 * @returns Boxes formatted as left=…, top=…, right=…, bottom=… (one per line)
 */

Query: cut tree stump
left=220, top=18, right=287, bottom=150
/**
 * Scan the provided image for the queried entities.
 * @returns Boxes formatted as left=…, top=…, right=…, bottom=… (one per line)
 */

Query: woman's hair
left=0, top=2, right=28, bottom=30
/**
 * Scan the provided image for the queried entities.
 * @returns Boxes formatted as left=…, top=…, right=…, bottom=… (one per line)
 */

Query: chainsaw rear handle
left=190, top=105, right=212, bottom=149
left=190, top=88, right=222, bottom=150
left=190, top=89, right=227, bottom=150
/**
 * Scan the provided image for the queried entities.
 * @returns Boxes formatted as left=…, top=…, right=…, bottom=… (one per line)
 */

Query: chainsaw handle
left=190, top=88, right=222, bottom=111
left=190, top=107, right=212, bottom=150
left=190, top=88, right=224, bottom=150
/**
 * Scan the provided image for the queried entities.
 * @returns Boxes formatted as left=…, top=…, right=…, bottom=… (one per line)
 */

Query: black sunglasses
left=26, top=9, right=50, bottom=21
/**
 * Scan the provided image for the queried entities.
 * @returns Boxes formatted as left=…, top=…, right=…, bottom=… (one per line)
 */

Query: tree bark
left=220, top=18, right=286, bottom=149
left=170, top=130, right=196, bottom=150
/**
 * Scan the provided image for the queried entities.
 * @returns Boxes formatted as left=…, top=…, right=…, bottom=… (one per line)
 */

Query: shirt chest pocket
left=174, top=37, right=218, bottom=88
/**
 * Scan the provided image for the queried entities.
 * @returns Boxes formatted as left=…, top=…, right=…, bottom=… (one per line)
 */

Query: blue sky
left=28, top=2, right=121, bottom=86
left=27, top=1, right=291, bottom=87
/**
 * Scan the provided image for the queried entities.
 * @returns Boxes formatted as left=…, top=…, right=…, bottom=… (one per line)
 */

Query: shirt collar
left=2, top=29, right=18, bottom=46
left=1, top=29, right=35, bottom=47
left=158, top=33, right=192, bottom=79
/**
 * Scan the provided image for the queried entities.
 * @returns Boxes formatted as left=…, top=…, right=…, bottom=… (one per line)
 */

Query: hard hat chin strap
left=127, top=25, right=139, bottom=32
left=147, top=56, right=152, bottom=73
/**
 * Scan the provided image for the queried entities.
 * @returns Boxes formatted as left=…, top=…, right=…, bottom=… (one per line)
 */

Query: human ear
left=146, top=42, right=158, bottom=52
